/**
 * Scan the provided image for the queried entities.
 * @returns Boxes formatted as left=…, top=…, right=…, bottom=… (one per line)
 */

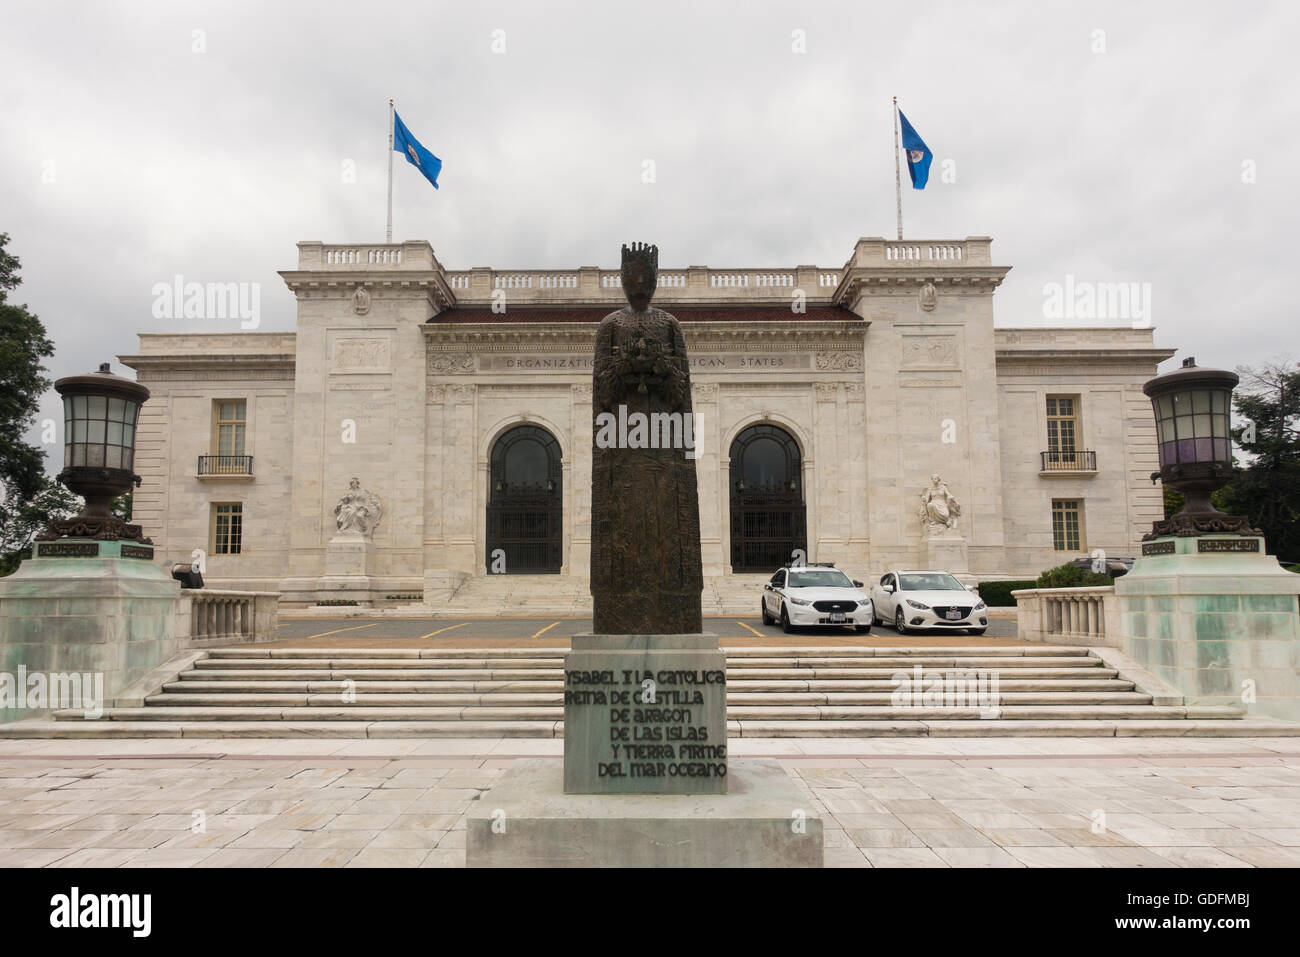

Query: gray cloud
left=3, top=0, right=1296, bottom=463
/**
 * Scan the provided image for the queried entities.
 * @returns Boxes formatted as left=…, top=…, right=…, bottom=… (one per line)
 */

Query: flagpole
left=386, top=97, right=395, bottom=243
left=893, top=96, right=903, bottom=241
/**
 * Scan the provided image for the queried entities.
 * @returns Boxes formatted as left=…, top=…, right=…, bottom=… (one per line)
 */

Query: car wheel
left=761, top=599, right=774, bottom=626
left=855, top=625, right=870, bottom=635
left=968, top=627, right=987, bottom=636
left=894, top=608, right=908, bottom=635
left=780, top=604, right=794, bottom=634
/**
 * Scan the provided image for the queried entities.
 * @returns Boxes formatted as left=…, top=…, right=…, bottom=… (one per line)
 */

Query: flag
left=898, top=110, right=932, bottom=190
left=393, top=111, right=442, bottom=189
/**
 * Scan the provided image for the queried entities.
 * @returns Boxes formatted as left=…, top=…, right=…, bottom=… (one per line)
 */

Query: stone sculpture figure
left=334, top=477, right=383, bottom=538
left=918, top=473, right=961, bottom=534
left=590, top=243, right=703, bottom=634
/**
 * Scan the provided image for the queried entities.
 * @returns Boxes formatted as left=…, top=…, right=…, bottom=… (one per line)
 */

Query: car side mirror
left=884, top=584, right=894, bottom=593
left=853, top=580, right=863, bottom=588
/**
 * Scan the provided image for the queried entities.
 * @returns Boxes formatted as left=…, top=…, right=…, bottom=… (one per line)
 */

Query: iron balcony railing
left=198, top=454, right=254, bottom=476
left=1040, top=450, right=1097, bottom=472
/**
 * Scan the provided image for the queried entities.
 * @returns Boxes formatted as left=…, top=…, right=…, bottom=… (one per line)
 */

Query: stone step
left=176, top=667, right=1122, bottom=684
left=184, top=663, right=1108, bottom=681
left=202, top=645, right=1088, bottom=659
left=62, top=703, right=1240, bottom=722
left=14, top=717, right=1300, bottom=739
left=144, top=691, right=1154, bottom=708
left=193, top=654, right=1096, bottom=670
left=164, top=677, right=1136, bottom=694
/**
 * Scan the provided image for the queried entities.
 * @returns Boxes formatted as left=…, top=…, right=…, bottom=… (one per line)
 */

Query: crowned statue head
left=621, top=242, right=658, bottom=312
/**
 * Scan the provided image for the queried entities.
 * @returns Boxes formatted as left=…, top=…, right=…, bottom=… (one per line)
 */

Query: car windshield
left=899, top=573, right=966, bottom=591
left=787, top=569, right=854, bottom=589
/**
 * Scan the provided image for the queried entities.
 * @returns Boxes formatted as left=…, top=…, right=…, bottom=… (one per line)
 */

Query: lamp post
left=1143, top=357, right=1259, bottom=539
left=36, top=362, right=152, bottom=544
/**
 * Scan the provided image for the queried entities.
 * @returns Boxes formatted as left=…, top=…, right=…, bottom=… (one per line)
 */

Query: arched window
left=728, top=424, right=807, bottom=572
left=487, top=426, right=562, bottom=574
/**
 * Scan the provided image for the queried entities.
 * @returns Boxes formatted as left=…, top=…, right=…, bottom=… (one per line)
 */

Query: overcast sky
left=3, top=0, right=1296, bottom=458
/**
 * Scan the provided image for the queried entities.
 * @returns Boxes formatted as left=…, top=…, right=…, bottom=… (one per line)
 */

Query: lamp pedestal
left=0, top=540, right=188, bottom=723
left=1116, top=535, right=1300, bottom=722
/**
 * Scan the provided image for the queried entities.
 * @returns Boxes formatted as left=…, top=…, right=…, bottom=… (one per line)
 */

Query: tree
left=0, top=477, right=78, bottom=576
left=0, top=233, right=59, bottom=574
left=1218, top=359, right=1300, bottom=562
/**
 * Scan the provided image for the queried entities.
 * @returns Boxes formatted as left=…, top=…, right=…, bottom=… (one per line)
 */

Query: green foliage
left=1034, top=562, right=1112, bottom=589
left=1215, top=362, right=1300, bottom=562
left=0, top=234, right=56, bottom=505
left=0, top=477, right=79, bottom=576
left=977, top=580, right=1036, bottom=606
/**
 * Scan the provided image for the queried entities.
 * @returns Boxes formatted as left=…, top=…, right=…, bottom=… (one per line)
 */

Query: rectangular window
left=214, top=400, right=247, bottom=457
left=1045, top=395, right=1079, bottom=453
left=213, top=503, right=243, bottom=555
left=1052, top=499, right=1082, bottom=552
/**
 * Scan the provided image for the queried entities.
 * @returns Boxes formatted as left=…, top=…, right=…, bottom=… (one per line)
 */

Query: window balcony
left=1039, top=450, right=1097, bottom=476
left=197, top=454, right=254, bottom=480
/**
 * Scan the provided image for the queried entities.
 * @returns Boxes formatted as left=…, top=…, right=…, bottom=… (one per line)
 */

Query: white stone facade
left=119, top=237, right=1175, bottom=606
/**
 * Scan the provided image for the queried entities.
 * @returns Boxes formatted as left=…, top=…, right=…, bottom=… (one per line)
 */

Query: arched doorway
left=486, top=425, right=562, bottom=574
left=729, top=424, right=807, bottom=572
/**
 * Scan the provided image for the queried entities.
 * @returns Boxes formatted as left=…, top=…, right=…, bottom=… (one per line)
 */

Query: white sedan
left=761, top=564, right=873, bottom=634
left=870, top=570, right=988, bottom=635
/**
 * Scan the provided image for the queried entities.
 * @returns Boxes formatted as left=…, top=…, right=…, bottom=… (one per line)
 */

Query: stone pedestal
left=1117, top=535, right=1300, bottom=721
left=563, top=633, right=727, bottom=795
left=305, top=534, right=376, bottom=605
left=466, top=758, right=822, bottom=867
left=0, top=540, right=188, bottom=723
left=325, top=534, right=373, bottom=577
left=920, top=532, right=969, bottom=574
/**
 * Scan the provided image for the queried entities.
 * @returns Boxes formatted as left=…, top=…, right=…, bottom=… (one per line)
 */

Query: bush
left=1034, top=562, right=1112, bottom=589
left=977, top=580, right=1036, bottom=606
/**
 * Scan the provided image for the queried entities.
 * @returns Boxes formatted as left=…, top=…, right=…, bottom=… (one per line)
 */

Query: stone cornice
left=277, top=271, right=455, bottom=311
left=119, top=353, right=296, bottom=379
left=834, top=270, right=1011, bottom=306
left=422, top=321, right=866, bottom=354
left=996, top=347, right=1175, bottom=365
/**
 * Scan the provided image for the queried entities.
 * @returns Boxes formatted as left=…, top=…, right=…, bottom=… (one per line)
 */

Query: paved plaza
left=1, top=736, right=1298, bottom=868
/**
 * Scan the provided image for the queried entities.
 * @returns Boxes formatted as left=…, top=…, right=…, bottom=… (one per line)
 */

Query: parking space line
left=298, top=623, right=383, bottom=640
left=735, top=621, right=765, bottom=637
left=417, top=622, right=470, bottom=639
left=531, top=621, right=561, bottom=639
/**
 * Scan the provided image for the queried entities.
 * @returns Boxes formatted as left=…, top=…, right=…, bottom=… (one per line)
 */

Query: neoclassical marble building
left=120, top=237, right=1174, bottom=606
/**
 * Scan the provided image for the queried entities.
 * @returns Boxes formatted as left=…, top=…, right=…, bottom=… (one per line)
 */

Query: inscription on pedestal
left=1197, top=538, right=1260, bottom=553
left=1142, top=541, right=1175, bottom=556
left=563, top=636, right=727, bottom=795
left=35, top=542, right=99, bottom=558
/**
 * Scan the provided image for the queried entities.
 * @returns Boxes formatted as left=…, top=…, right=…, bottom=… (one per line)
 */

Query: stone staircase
left=19, top=645, right=1300, bottom=738
left=436, top=574, right=770, bottom=617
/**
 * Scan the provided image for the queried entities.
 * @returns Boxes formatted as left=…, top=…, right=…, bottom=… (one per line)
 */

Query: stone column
left=693, top=382, right=723, bottom=576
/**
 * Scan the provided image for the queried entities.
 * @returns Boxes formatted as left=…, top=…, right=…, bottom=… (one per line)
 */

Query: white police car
left=761, top=563, right=873, bottom=634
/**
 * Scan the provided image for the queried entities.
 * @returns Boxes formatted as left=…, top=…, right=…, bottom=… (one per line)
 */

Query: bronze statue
left=590, top=243, right=703, bottom=634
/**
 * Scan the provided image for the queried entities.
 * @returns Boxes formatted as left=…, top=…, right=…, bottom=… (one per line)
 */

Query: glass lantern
left=39, top=363, right=152, bottom=543
left=1142, top=357, right=1257, bottom=538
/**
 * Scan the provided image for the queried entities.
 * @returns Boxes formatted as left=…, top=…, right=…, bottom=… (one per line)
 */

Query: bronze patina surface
left=590, top=243, right=703, bottom=634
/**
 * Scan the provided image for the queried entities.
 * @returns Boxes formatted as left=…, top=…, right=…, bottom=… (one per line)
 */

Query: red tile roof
left=427, top=306, right=860, bottom=324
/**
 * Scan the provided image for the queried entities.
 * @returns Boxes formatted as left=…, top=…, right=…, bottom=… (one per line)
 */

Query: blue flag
left=898, top=110, right=932, bottom=190
left=393, top=111, right=442, bottom=189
